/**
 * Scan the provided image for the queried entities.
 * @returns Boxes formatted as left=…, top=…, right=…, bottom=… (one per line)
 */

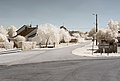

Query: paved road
left=1, top=41, right=91, bottom=65
left=0, top=41, right=120, bottom=81
left=0, top=57, right=120, bottom=81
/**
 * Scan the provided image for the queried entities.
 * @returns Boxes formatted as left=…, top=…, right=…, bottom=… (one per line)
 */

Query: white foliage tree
left=32, top=23, right=72, bottom=46
left=96, top=28, right=116, bottom=43
left=108, top=19, right=119, bottom=38
left=108, top=19, right=118, bottom=31
left=96, top=29, right=105, bottom=43
left=95, top=19, right=120, bottom=44
left=59, top=28, right=71, bottom=43
left=88, top=27, right=96, bottom=37
left=63, top=32, right=71, bottom=43
left=0, top=33, right=9, bottom=42
left=7, top=25, right=17, bottom=37
left=0, top=33, right=14, bottom=49
left=0, top=25, right=8, bottom=35
left=32, top=23, right=60, bottom=46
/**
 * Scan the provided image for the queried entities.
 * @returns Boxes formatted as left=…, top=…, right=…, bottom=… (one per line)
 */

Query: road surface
left=0, top=41, right=120, bottom=81
left=0, top=41, right=91, bottom=65
left=0, top=57, right=120, bottom=81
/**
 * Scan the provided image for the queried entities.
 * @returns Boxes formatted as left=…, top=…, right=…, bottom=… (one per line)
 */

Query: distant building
left=69, top=31, right=80, bottom=36
left=16, top=25, right=38, bottom=40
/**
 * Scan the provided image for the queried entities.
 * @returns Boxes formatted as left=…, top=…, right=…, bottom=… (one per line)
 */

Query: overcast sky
left=0, top=0, right=120, bottom=31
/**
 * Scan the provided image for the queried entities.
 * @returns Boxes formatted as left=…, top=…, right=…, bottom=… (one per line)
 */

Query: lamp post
left=93, top=14, right=98, bottom=45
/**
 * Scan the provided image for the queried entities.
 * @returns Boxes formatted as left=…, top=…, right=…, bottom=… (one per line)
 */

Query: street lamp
left=93, top=14, right=98, bottom=45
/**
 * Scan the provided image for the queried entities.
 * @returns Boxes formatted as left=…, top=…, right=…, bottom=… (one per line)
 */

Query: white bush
left=4, top=41, right=14, bottom=49
left=21, top=41, right=36, bottom=50
left=14, top=35, right=26, bottom=48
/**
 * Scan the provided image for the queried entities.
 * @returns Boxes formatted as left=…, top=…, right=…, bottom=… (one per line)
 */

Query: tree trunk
left=45, top=37, right=49, bottom=48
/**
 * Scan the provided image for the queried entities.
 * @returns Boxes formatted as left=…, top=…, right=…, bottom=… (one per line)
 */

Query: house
left=16, top=25, right=38, bottom=40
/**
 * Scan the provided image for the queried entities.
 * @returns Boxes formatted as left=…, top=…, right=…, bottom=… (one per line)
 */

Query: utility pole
left=93, top=14, right=98, bottom=45
left=95, top=14, right=98, bottom=45
left=96, top=14, right=98, bottom=32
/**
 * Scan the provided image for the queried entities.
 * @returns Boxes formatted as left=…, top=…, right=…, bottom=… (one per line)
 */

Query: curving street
left=0, top=41, right=120, bottom=81
left=0, top=41, right=91, bottom=65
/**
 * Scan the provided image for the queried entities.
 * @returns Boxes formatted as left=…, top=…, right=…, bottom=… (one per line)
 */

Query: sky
left=0, top=0, right=120, bottom=32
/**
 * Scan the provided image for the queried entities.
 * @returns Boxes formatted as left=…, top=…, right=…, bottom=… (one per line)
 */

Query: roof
left=17, top=25, right=38, bottom=38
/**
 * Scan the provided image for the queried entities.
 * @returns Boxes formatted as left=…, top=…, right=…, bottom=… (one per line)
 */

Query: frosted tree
left=63, top=32, right=71, bottom=43
left=40, top=26, right=54, bottom=47
left=108, top=19, right=119, bottom=38
left=108, top=19, right=118, bottom=31
left=59, top=28, right=71, bottom=43
left=88, top=27, right=96, bottom=37
left=96, top=29, right=107, bottom=43
left=32, top=23, right=60, bottom=47
left=0, top=33, right=14, bottom=49
left=0, top=25, right=8, bottom=35
left=7, top=25, right=17, bottom=37
left=118, top=21, right=120, bottom=30
left=32, top=23, right=72, bottom=46
left=96, top=28, right=116, bottom=43
left=0, top=33, right=9, bottom=42
left=91, top=19, right=120, bottom=45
